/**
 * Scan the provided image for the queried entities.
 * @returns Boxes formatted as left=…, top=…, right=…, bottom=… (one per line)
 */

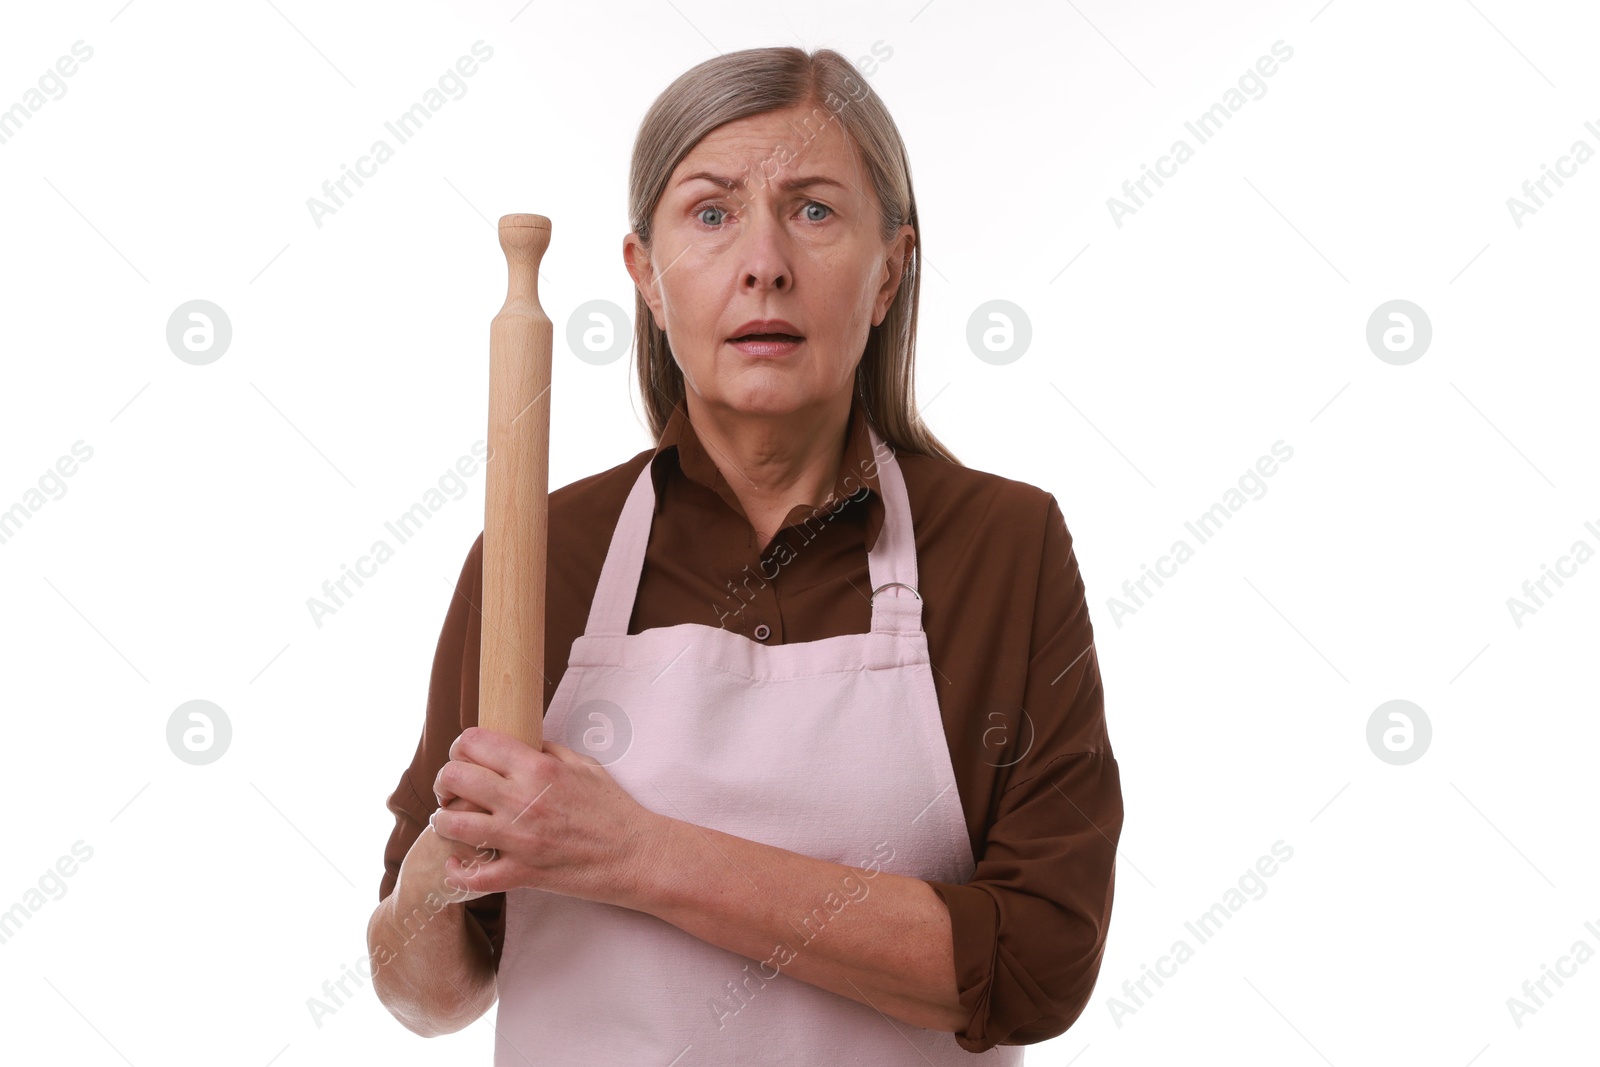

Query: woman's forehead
left=673, top=116, right=862, bottom=193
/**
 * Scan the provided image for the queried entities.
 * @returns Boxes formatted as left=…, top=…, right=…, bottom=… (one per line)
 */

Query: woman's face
left=625, top=102, right=914, bottom=420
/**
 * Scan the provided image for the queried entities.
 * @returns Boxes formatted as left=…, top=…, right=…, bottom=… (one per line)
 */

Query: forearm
left=628, top=812, right=968, bottom=1033
left=367, top=843, right=498, bottom=1036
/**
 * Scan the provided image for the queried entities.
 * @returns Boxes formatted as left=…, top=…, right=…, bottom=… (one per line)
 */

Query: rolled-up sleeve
left=926, top=492, right=1123, bottom=1052
left=377, top=533, right=507, bottom=962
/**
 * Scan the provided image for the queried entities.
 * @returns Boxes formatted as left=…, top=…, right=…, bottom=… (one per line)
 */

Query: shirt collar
left=651, top=392, right=886, bottom=551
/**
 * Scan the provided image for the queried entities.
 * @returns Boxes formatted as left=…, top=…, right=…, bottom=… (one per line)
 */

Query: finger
left=544, top=740, right=601, bottom=767
left=430, top=806, right=498, bottom=849
left=434, top=759, right=508, bottom=812
left=442, top=847, right=508, bottom=898
left=450, top=725, right=536, bottom=777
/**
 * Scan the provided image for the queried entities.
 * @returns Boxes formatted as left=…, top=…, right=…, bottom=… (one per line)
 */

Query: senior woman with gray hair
left=368, top=44, right=1122, bottom=1064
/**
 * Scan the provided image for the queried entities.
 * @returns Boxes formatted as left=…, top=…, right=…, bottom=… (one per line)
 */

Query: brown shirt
left=379, top=391, right=1123, bottom=1052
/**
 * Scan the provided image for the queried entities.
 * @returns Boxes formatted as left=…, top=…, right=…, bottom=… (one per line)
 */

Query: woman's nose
left=736, top=210, right=792, bottom=291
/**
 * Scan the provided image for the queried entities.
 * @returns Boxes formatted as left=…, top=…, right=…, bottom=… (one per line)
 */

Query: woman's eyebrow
left=677, top=171, right=848, bottom=194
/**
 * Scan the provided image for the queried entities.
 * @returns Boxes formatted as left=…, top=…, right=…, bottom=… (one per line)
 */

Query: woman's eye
left=693, top=201, right=831, bottom=228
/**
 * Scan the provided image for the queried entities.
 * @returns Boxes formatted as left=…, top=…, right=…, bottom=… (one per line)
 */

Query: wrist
left=396, top=828, right=470, bottom=911
left=619, top=810, right=686, bottom=916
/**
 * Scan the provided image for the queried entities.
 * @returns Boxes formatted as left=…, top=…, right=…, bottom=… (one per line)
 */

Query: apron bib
left=494, top=422, right=1024, bottom=1065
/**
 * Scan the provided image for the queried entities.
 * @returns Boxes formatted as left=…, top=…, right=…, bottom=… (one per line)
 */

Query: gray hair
left=626, top=45, right=959, bottom=464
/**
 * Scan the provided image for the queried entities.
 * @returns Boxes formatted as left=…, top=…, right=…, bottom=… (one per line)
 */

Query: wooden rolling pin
left=477, top=213, right=552, bottom=750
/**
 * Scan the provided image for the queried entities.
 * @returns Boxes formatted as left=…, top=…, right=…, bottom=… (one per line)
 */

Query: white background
left=2, top=0, right=1596, bottom=1063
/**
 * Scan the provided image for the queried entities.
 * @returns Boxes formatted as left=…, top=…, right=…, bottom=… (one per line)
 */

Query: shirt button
left=753, top=623, right=771, bottom=641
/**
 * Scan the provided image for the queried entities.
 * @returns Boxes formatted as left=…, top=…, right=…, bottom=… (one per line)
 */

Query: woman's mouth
left=728, top=334, right=804, bottom=356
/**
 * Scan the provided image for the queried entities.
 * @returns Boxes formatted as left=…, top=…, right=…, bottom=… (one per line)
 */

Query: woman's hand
left=396, top=795, right=502, bottom=905
left=429, top=726, right=665, bottom=908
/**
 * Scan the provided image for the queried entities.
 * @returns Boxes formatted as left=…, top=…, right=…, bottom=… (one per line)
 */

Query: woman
left=369, top=45, right=1122, bottom=1063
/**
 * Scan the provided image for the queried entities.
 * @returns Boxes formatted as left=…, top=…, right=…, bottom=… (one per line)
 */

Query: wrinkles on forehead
left=671, top=106, right=876, bottom=218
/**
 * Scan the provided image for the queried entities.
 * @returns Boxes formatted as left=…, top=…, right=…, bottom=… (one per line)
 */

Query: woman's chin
left=713, top=376, right=817, bottom=413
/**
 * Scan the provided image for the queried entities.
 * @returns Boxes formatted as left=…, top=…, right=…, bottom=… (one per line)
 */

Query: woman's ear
left=623, top=232, right=668, bottom=332
left=872, top=225, right=915, bottom=326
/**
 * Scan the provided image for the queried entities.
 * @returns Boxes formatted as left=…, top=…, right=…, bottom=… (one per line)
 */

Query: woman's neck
left=684, top=390, right=852, bottom=545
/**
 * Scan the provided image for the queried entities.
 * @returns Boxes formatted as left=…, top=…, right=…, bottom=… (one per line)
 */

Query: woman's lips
left=728, top=334, right=804, bottom=356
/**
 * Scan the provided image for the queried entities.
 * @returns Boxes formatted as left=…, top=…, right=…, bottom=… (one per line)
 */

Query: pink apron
left=494, top=423, right=1024, bottom=1065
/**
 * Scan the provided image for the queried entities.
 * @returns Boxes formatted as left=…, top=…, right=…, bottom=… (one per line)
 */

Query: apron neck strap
left=582, top=418, right=922, bottom=638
